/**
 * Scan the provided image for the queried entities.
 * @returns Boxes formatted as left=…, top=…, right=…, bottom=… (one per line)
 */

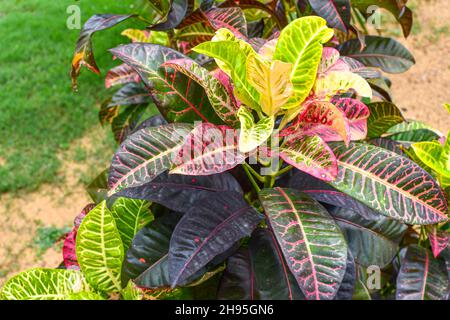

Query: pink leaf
left=278, top=135, right=338, bottom=182
left=171, top=123, right=246, bottom=175
left=281, top=100, right=351, bottom=146
left=62, top=203, right=96, bottom=269
left=427, top=225, right=449, bottom=258
left=331, top=97, right=370, bottom=141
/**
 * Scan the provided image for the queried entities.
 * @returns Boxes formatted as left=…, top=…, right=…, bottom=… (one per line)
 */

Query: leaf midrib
left=337, top=160, right=446, bottom=219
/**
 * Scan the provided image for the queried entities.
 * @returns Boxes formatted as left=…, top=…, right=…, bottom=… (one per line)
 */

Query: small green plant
left=1, top=0, right=449, bottom=301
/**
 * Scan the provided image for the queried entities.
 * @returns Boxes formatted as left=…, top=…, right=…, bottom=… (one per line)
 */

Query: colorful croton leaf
left=108, top=123, right=193, bottom=194
left=149, top=0, right=194, bottom=31
left=71, top=14, right=134, bottom=89
left=411, top=134, right=450, bottom=179
left=179, top=6, right=248, bottom=39
left=122, top=212, right=183, bottom=289
left=218, top=228, right=305, bottom=300
left=338, top=36, right=415, bottom=73
left=366, top=101, right=406, bottom=138
left=0, top=269, right=90, bottom=300
left=63, top=203, right=96, bottom=269
left=281, top=101, right=351, bottom=146
left=396, top=245, right=448, bottom=300
left=314, top=48, right=372, bottom=100
left=121, top=28, right=169, bottom=45
left=171, top=122, right=246, bottom=175
left=329, top=142, right=449, bottom=225
left=76, top=201, right=124, bottom=293
left=278, top=135, right=338, bottom=181
left=426, top=225, right=449, bottom=258
left=169, top=192, right=261, bottom=287
left=331, top=97, right=370, bottom=141
left=110, top=43, right=223, bottom=123
left=314, top=71, right=372, bottom=100
left=273, top=17, right=334, bottom=108
left=329, top=207, right=407, bottom=268
left=110, top=198, right=153, bottom=251
left=161, top=58, right=239, bottom=126
left=115, top=171, right=242, bottom=212
left=193, top=29, right=260, bottom=110
left=259, top=188, right=348, bottom=300
left=309, top=0, right=351, bottom=32
left=246, top=52, right=294, bottom=116
left=237, top=107, right=274, bottom=153
left=105, top=64, right=141, bottom=89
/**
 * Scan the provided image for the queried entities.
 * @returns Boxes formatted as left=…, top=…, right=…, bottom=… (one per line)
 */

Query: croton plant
left=1, top=0, right=449, bottom=300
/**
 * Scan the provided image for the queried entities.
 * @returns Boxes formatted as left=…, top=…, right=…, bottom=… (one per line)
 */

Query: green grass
left=0, top=0, right=145, bottom=192
left=34, top=225, right=71, bottom=257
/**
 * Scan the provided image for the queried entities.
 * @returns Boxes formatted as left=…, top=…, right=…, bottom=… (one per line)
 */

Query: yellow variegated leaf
left=273, top=17, right=334, bottom=108
left=0, top=268, right=90, bottom=300
left=237, top=107, right=275, bottom=153
left=210, top=28, right=254, bottom=77
left=122, top=29, right=152, bottom=42
left=412, top=138, right=450, bottom=178
left=194, top=30, right=260, bottom=109
left=121, top=29, right=169, bottom=46
left=314, top=71, right=372, bottom=100
left=246, top=53, right=294, bottom=116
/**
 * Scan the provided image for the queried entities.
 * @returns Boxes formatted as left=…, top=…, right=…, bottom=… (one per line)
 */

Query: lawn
left=0, top=0, right=143, bottom=192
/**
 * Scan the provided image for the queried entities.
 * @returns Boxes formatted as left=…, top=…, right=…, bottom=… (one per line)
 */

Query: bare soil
left=0, top=0, right=449, bottom=286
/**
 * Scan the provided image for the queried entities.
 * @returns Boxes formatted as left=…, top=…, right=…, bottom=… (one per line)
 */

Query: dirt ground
left=0, top=0, right=449, bottom=286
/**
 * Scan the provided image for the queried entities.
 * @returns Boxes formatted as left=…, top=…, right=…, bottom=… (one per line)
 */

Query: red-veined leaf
left=115, top=171, right=242, bottom=212
left=396, top=245, right=448, bottom=300
left=279, top=135, right=338, bottom=182
left=426, top=225, right=449, bottom=258
left=329, top=142, right=448, bottom=225
left=368, top=138, right=405, bottom=156
left=205, top=7, right=248, bottom=37
left=110, top=43, right=222, bottom=123
left=283, top=101, right=351, bottom=145
left=309, top=0, right=351, bottom=32
left=105, top=64, right=141, bottom=89
left=169, top=192, right=261, bottom=287
left=171, top=123, right=246, bottom=175
left=281, top=170, right=387, bottom=220
left=259, top=187, right=347, bottom=300
left=71, top=14, right=134, bottom=89
left=331, top=97, right=369, bottom=141
left=218, top=228, right=305, bottom=300
left=162, top=58, right=239, bottom=126
left=108, top=123, right=193, bottom=195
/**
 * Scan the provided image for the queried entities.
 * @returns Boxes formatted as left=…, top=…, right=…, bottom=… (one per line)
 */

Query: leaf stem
left=275, top=164, right=293, bottom=177
left=242, top=163, right=261, bottom=193
left=242, top=162, right=265, bottom=182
